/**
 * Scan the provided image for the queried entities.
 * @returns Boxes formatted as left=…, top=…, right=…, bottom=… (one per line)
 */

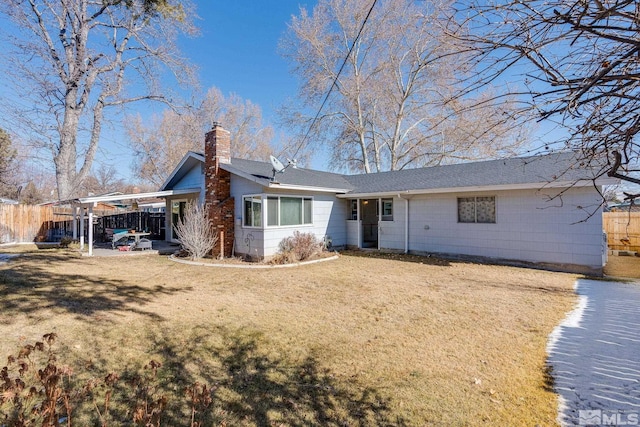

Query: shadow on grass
left=0, top=252, right=188, bottom=321
left=87, top=325, right=407, bottom=426
left=542, top=363, right=555, bottom=393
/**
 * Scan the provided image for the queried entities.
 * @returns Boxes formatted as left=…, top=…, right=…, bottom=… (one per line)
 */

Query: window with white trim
left=374, top=198, right=394, bottom=221
left=244, top=194, right=316, bottom=228
left=243, top=196, right=262, bottom=227
left=349, top=199, right=357, bottom=220
left=381, top=199, right=393, bottom=221
left=458, top=196, right=496, bottom=223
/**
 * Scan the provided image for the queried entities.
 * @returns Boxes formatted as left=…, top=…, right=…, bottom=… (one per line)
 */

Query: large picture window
left=458, top=196, right=496, bottom=223
left=246, top=195, right=312, bottom=228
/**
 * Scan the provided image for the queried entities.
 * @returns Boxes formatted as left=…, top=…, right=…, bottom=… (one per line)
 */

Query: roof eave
left=337, top=178, right=616, bottom=198
left=67, top=188, right=201, bottom=207
left=267, top=182, right=350, bottom=194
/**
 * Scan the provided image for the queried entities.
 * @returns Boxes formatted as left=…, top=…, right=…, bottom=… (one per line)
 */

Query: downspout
left=377, top=197, right=381, bottom=251
left=398, top=193, right=409, bottom=254
left=357, top=198, right=361, bottom=249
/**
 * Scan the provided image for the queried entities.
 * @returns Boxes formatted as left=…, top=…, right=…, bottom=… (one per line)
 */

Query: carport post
left=72, top=206, right=78, bottom=240
left=88, top=205, right=94, bottom=256
left=79, top=207, right=85, bottom=250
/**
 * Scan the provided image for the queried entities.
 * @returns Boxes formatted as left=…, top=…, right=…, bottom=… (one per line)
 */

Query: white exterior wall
left=379, top=196, right=407, bottom=251
left=230, top=175, right=348, bottom=259
left=260, top=193, right=346, bottom=258
left=230, top=177, right=264, bottom=259
left=405, top=186, right=604, bottom=269
left=346, top=220, right=359, bottom=247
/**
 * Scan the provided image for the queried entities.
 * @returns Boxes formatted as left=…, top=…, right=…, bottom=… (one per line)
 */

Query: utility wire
left=291, top=0, right=378, bottom=160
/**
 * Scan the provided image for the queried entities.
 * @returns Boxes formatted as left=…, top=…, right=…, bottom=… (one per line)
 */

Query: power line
left=291, top=0, right=378, bottom=160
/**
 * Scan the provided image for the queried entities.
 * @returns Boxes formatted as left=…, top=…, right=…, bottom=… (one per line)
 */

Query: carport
left=67, top=188, right=199, bottom=256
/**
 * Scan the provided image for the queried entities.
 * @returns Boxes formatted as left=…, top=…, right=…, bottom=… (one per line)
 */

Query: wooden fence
left=0, top=205, right=167, bottom=244
left=0, top=205, right=71, bottom=243
left=603, top=212, right=640, bottom=251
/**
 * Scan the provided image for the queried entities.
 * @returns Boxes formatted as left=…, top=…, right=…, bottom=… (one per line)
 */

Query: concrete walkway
left=81, top=240, right=179, bottom=257
left=548, top=278, right=640, bottom=426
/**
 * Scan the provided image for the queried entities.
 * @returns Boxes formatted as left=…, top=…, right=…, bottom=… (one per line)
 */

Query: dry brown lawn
left=0, top=246, right=578, bottom=426
left=604, top=254, right=640, bottom=278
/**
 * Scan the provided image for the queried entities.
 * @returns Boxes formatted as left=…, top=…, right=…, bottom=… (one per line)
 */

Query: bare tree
left=446, top=0, right=640, bottom=189
left=174, top=201, right=218, bottom=260
left=19, top=181, right=43, bottom=205
left=127, top=87, right=277, bottom=187
left=0, top=128, right=17, bottom=197
left=79, top=163, right=127, bottom=196
left=280, top=0, right=526, bottom=173
left=0, top=0, right=197, bottom=200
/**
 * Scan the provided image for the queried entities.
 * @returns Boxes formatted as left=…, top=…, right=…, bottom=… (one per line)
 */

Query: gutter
left=336, top=179, right=613, bottom=199
left=268, top=182, right=351, bottom=194
left=397, top=193, right=410, bottom=254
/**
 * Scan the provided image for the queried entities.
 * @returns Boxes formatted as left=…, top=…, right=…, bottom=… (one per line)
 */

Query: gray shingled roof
left=223, top=158, right=354, bottom=190
left=221, top=152, right=604, bottom=195
left=342, top=151, right=600, bottom=194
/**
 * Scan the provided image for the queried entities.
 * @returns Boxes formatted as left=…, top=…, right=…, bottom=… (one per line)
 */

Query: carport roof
left=62, top=188, right=200, bottom=207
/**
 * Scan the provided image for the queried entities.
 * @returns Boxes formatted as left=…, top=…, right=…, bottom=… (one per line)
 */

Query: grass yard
left=0, top=247, right=578, bottom=426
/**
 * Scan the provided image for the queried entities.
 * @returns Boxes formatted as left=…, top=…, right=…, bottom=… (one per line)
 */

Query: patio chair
left=136, top=238, right=153, bottom=250
left=111, top=229, right=129, bottom=249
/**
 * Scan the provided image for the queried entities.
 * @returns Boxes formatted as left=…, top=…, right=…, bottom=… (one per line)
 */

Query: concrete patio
left=81, top=240, right=180, bottom=257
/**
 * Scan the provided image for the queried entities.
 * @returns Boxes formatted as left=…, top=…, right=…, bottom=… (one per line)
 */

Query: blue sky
left=187, top=1, right=312, bottom=122
left=0, top=1, right=317, bottom=183
left=98, top=0, right=318, bottom=180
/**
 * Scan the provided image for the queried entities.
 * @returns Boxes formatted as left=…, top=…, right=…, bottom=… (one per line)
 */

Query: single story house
left=160, top=124, right=616, bottom=274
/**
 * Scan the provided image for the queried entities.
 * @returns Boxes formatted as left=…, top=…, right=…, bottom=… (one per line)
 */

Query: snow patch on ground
left=547, top=281, right=588, bottom=354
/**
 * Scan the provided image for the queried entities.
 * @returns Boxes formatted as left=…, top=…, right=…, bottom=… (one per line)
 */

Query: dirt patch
left=0, top=248, right=577, bottom=425
left=172, top=249, right=336, bottom=266
left=604, top=254, right=640, bottom=278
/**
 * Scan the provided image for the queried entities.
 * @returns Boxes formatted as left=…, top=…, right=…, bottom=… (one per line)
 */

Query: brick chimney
left=204, top=123, right=235, bottom=258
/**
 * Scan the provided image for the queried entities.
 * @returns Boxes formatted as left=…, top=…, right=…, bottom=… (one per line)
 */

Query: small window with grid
left=458, top=196, right=496, bottom=223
